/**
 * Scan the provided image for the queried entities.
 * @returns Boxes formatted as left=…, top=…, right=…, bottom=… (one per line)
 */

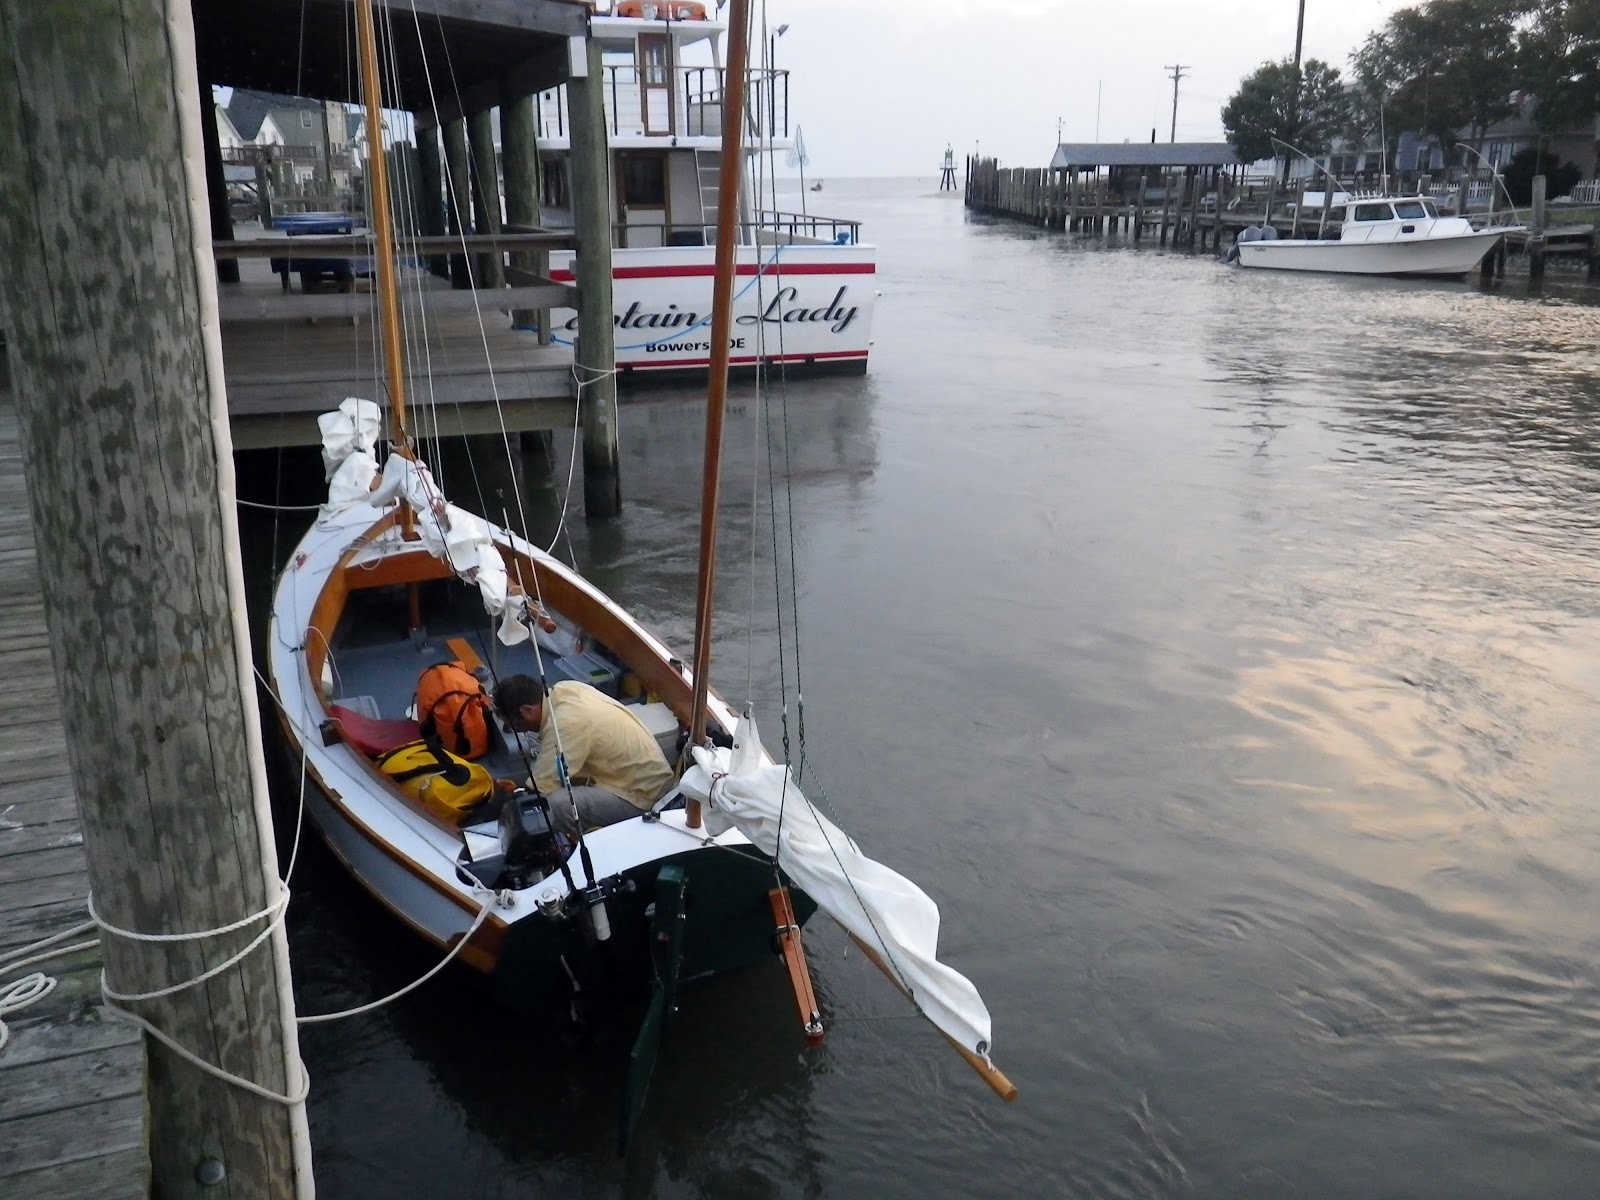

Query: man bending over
left=493, top=674, right=676, bottom=837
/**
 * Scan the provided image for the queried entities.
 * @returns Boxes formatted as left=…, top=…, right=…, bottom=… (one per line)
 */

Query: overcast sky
left=758, top=0, right=1415, bottom=177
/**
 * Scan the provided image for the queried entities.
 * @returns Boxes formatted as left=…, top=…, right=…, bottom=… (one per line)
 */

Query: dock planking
left=0, top=388, right=149, bottom=1199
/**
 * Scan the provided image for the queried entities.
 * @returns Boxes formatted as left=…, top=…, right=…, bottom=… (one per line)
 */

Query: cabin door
left=638, top=34, right=673, bottom=136
left=617, top=151, right=669, bottom=248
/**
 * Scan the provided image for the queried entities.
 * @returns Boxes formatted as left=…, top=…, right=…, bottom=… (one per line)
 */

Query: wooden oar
left=848, top=934, right=1018, bottom=1103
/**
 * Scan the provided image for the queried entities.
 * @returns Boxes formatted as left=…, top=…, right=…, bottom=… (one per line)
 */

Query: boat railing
left=610, top=218, right=861, bottom=248
left=535, top=65, right=788, bottom=141
left=753, top=210, right=862, bottom=245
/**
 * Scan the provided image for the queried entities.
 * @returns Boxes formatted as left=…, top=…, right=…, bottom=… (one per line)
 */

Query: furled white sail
left=680, top=712, right=994, bottom=1061
left=319, top=400, right=537, bottom=646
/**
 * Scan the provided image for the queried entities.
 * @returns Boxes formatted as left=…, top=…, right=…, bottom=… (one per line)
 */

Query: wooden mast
left=685, top=0, right=754, bottom=827
left=354, top=0, right=411, bottom=451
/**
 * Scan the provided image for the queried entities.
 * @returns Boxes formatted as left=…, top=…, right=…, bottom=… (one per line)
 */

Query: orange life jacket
left=416, top=660, right=493, bottom=760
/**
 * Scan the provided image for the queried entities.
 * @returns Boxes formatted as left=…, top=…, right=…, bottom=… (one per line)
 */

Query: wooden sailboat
left=266, top=0, right=1010, bottom=1130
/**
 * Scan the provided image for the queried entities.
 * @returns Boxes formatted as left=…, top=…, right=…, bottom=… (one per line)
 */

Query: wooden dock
left=966, top=157, right=1600, bottom=276
left=220, top=246, right=576, bottom=449
left=0, top=375, right=149, bottom=1198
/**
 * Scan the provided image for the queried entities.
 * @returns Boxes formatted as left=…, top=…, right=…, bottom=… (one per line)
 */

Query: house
left=224, top=88, right=356, bottom=189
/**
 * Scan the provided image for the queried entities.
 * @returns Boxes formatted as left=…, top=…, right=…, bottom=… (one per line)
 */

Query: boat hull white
left=548, top=243, right=875, bottom=376
left=1236, top=229, right=1504, bottom=276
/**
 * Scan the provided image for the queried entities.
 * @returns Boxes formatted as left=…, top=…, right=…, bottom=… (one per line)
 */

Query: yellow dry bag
left=377, top=740, right=493, bottom=825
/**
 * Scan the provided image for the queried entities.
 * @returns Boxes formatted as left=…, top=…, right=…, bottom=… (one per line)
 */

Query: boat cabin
left=529, top=8, right=842, bottom=248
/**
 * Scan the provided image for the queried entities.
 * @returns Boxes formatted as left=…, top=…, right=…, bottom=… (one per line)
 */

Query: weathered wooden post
left=501, top=92, right=544, bottom=335
left=566, top=31, right=621, bottom=518
left=416, top=121, right=449, bottom=278
left=254, top=155, right=275, bottom=229
left=468, top=107, right=506, bottom=290
left=1529, top=173, right=1547, bottom=285
left=1159, top=170, right=1174, bottom=246
left=1185, top=166, right=1200, bottom=249
left=1134, top=173, right=1147, bottom=242
left=1588, top=227, right=1600, bottom=283
left=0, top=1, right=311, bottom=1196
left=199, top=93, right=239, bottom=283
left=443, top=116, right=472, bottom=287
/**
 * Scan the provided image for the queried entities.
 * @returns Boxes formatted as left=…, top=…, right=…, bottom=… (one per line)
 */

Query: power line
left=1165, top=64, right=1189, bottom=144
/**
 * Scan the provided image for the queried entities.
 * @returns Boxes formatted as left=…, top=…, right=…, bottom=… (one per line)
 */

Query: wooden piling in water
left=443, top=117, right=472, bottom=287
left=416, top=124, right=449, bottom=278
left=566, top=34, right=621, bottom=518
left=1159, top=172, right=1173, bottom=247
left=0, top=1, right=312, bottom=1195
left=1529, top=174, right=1547, bottom=285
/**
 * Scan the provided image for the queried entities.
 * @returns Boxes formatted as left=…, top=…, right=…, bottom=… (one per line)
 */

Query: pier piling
left=0, top=1, right=311, bottom=1194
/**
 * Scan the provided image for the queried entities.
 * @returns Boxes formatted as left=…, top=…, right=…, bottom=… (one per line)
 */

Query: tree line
left=1221, top=0, right=1600, bottom=170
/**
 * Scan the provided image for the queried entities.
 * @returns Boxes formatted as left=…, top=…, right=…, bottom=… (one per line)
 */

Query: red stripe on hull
left=549, top=262, right=875, bottom=282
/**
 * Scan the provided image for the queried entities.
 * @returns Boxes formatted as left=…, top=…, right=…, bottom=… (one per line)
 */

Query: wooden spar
left=848, top=934, right=1019, bottom=1103
left=685, top=0, right=754, bottom=826
left=354, top=0, right=410, bottom=449
left=770, top=888, right=825, bottom=1044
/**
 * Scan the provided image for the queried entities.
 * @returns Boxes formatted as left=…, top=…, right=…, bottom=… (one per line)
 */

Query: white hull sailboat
left=266, top=0, right=1008, bottom=1136
left=1234, top=196, right=1512, bottom=277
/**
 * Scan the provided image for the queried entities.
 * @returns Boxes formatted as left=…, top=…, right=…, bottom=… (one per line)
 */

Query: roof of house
left=226, top=89, right=321, bottom=141
left=1049, top=142, right=1240, bottom=169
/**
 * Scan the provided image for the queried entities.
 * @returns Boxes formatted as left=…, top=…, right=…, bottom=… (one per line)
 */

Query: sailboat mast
left=686, top=0, right=753, bottom=788
left=354, top=0, right=411, bottom=446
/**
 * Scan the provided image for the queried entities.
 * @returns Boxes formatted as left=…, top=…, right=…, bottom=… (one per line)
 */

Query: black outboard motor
left=498, top=791, right=566, bottom=890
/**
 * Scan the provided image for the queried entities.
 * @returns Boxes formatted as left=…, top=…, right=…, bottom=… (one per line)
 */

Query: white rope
left=297, top=888, right=500, bottom=1024
left=99, top=992, right=312, bottom=1106
left=0, top=973, right=57, bottom=1054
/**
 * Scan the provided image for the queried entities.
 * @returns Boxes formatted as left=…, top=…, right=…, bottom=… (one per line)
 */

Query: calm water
left=265, top=178, right=1600, bottom=1198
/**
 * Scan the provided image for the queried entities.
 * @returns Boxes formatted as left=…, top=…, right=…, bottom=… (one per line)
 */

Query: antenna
left=1165, top=64, right=1189, bottom=144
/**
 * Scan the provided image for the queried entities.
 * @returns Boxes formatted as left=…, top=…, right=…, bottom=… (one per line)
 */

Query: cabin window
left=1352, top=203, right=1393, bottom=222
left=301, top=111, right=314, bottom=129
left=621, top=154, right=667, bottom=207
left=638, top=35, right=670, bottom=86
left=1392, top=200, right=1428, bottom=219
left=1421, top=200, right=1439, bottom=218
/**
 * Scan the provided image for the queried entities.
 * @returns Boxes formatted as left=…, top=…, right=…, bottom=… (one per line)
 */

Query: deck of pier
left=0, top=370, right=149, bottom=1198
left=220, top=246, right=576, bottom=449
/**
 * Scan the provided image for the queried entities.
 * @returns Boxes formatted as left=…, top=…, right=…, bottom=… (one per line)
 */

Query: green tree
left=1501, top=145, right=1582, bottom=202
left=1517, top=0, right=1600, bottom=133
left=1222, top=58, right=1351, bottom=171
left=1350, top=0, right=1529, bottom=158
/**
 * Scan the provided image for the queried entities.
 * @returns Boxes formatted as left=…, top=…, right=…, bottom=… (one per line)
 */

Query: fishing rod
left=1455, top=142, right=1523, bottom=225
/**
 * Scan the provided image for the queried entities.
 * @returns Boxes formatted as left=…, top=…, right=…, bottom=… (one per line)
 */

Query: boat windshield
left=1352, top=202, right=1394, bottom=221
left=1393, top=200, right=1429, bottom=219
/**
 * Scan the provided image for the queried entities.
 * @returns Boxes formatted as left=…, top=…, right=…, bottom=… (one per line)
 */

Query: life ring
left=616, top=0, right=706, bottom=17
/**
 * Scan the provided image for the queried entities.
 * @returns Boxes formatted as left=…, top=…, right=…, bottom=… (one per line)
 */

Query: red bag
left=416, top=661, right=493, bottom=760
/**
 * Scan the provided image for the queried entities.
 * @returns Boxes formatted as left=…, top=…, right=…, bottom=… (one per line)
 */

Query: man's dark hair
left=493, top=674, right=545, bottom=721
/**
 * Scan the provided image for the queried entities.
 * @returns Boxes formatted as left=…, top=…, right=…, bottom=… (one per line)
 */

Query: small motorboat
left=1231, top=195, right=1514, bottom=277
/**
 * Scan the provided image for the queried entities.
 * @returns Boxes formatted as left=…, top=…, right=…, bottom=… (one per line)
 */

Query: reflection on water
left=260, top=179, right=1600, bottom=1198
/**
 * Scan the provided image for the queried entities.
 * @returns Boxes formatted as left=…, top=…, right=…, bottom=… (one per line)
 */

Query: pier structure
left=193, top=0, right=622, bottom=515
left=967, top=148, right=1600, bottom=278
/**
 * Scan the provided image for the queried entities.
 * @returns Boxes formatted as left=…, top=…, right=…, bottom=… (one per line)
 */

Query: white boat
left=267, top=0, right=1006, bottom=1139
left=1234, top=196, right=1513, bottom=276
left=533, top=3, right=874, bottom=377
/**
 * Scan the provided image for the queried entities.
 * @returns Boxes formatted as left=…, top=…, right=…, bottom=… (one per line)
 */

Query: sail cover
left=680, top=713, right=995, bottom=1061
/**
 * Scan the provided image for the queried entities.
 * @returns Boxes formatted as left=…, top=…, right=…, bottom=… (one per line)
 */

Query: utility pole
left=1293, top=0, right=1307, bottom=69
left=1166, top=65, right=1189, bottom=143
